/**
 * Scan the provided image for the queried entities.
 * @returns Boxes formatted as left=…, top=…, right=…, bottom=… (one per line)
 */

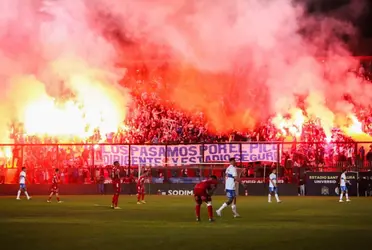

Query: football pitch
left=0, top=196, right=371, bottom=250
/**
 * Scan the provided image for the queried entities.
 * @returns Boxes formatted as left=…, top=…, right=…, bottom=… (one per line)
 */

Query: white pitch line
left=93, top=204, right=110, bottom=207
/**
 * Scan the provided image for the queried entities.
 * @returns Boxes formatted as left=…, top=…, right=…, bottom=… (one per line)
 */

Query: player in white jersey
left=17, top=167, right=31, bottom=200
left=216, top=158, right=240, bottom=218
left=339, top=170, right=351, bottom=202
left=268, top=169, right=281, bottom=203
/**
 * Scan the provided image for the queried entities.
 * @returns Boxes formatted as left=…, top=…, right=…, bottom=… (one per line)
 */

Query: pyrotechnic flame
left=272, top=108, right=305, bottom=138
left=342, top=115, right=372, bottom=141
left=343, top=115, right=366, bottom=137
left=347, top=115, right=363, bottom=134
left=22, top=75, right=126, bottom=141
left=325, top=136, right=332, bottom=143
left=0, top=147, right=12, bottom=159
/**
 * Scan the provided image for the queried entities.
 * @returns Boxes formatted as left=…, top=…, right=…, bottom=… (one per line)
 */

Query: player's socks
left=57, top=196, right=60, bottom=202
left=137, top=194, right=141, bottom=202
left=217, top=203, right=227, bottom=212
left=195, top=204, right=201, bottom=219
left=16, top=190, right=21, bottom=199
left=114, top=196, right=119, bottom=207
left=340, top=193, right=344, bottom=201
left=141, top=193, right=145, bottom=201
left=231, top=204, right=239, bottom=216
left=275, top=194, right=280, bottom=202
left=268, top=194, right=272, bottom=202
left=207, top=204, right=213, bottom=219
left=25, top=191, right=30, bottom=199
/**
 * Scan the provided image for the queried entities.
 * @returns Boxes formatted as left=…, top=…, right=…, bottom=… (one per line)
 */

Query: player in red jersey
left=47, top=168, right=63, bottom=203
left=194, top=175, right=218, bottom=222
left=137, top=171, right=149, bottom=204
left=111, top=161, right=121, bottom=209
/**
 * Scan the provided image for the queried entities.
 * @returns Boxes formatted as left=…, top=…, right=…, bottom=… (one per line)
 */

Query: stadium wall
left=0, top=183, right=299, bottom=196
left=305, top=172, right=359, bottom=196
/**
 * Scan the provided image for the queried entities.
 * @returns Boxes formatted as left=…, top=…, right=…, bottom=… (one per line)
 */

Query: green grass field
left=0, top=196, right=371, bottom=250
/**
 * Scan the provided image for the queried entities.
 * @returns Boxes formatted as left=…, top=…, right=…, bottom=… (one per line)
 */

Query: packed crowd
left=1, top=60, right=372, bottom=184
left=7, top=60, right=372, bottom=146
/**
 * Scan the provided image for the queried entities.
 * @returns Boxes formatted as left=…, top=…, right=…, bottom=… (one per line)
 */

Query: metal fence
left=0, top=142, right=371, bottom=184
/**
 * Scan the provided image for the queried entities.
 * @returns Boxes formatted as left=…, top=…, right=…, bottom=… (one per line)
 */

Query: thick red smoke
left=95, top=0, right=371, bottom=134
left=0, top=0, right=370, bottom=140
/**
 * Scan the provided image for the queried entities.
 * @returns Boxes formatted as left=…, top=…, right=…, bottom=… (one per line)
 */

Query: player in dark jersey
left=111, top=161, right=121, bottom=209
left=194, top=175, right=218, bottom=222
left=47, top=168, right=63, bottom=203
left=137, top=171, right=149, bottom=204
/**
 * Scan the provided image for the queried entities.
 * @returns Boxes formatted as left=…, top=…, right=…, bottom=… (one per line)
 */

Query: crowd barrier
left=0, top=183, right=298, bottom=196
left=1, top=141, right=372, bottom=169
left=1, top=171, right=371, bottom=196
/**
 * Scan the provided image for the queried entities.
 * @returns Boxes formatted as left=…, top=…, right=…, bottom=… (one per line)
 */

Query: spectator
left=0, top=167, right=5, bottom=184
left=298, top=178, right=305, bottom=196
left=366, top=149, right=372, bottom=168
left=97, top=169, right=105, bottom=195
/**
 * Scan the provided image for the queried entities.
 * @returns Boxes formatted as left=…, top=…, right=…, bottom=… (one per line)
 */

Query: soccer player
left=232, top=167, right=244, bottom=213
left=268, top=168, right=282, bottom=203
left=194, top=175, right=218, bottom=222
left=16, top=167, right=31, bottom=200
left=339, top=169, right=351, bottom=202
left=137, top=171, right=149, bottom=204
left=47, top=168, right=63, bottom=203
left=216, top=158, right=240, bottom=218
left=111, top=161, right=121, bottom=209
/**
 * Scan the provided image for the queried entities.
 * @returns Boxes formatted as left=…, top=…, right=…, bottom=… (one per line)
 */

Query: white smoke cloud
left=0, top=0, right=130, bottom=141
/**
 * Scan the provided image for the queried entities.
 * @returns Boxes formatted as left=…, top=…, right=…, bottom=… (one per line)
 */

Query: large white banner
left=101, top=143, right=279, bottom=166
left=240, top=143, right=278, bottom=162
left=101, top=145, right=202, bottom=167
left=202, top=144, right=241, bottom=162
left=101, top=145, right=129, bottom=166
left=130, top=145, right=166, bottom=166
left=166, top=144, right=202, bottom=165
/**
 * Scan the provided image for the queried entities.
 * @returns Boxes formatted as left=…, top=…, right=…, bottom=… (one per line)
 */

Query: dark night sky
left=301, top=0, right=372, bottom=38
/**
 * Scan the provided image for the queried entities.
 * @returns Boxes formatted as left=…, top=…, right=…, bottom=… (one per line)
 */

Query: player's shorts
left=50, top=185, right=59, bottom=194
left=194, top=188, right=212, bottom=204
left=340, top=186, right=348, bottom=192
left=137, top=185, right=145, bottom=194
left=269, top=187, right=278, bottom=193
left=194, top=188, right=207, bottom=197
left=19, top=184, right=26, bottom=189
left=225, top=189, right=236, bottom=199
left=113, top=183, right=121, bottom=193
